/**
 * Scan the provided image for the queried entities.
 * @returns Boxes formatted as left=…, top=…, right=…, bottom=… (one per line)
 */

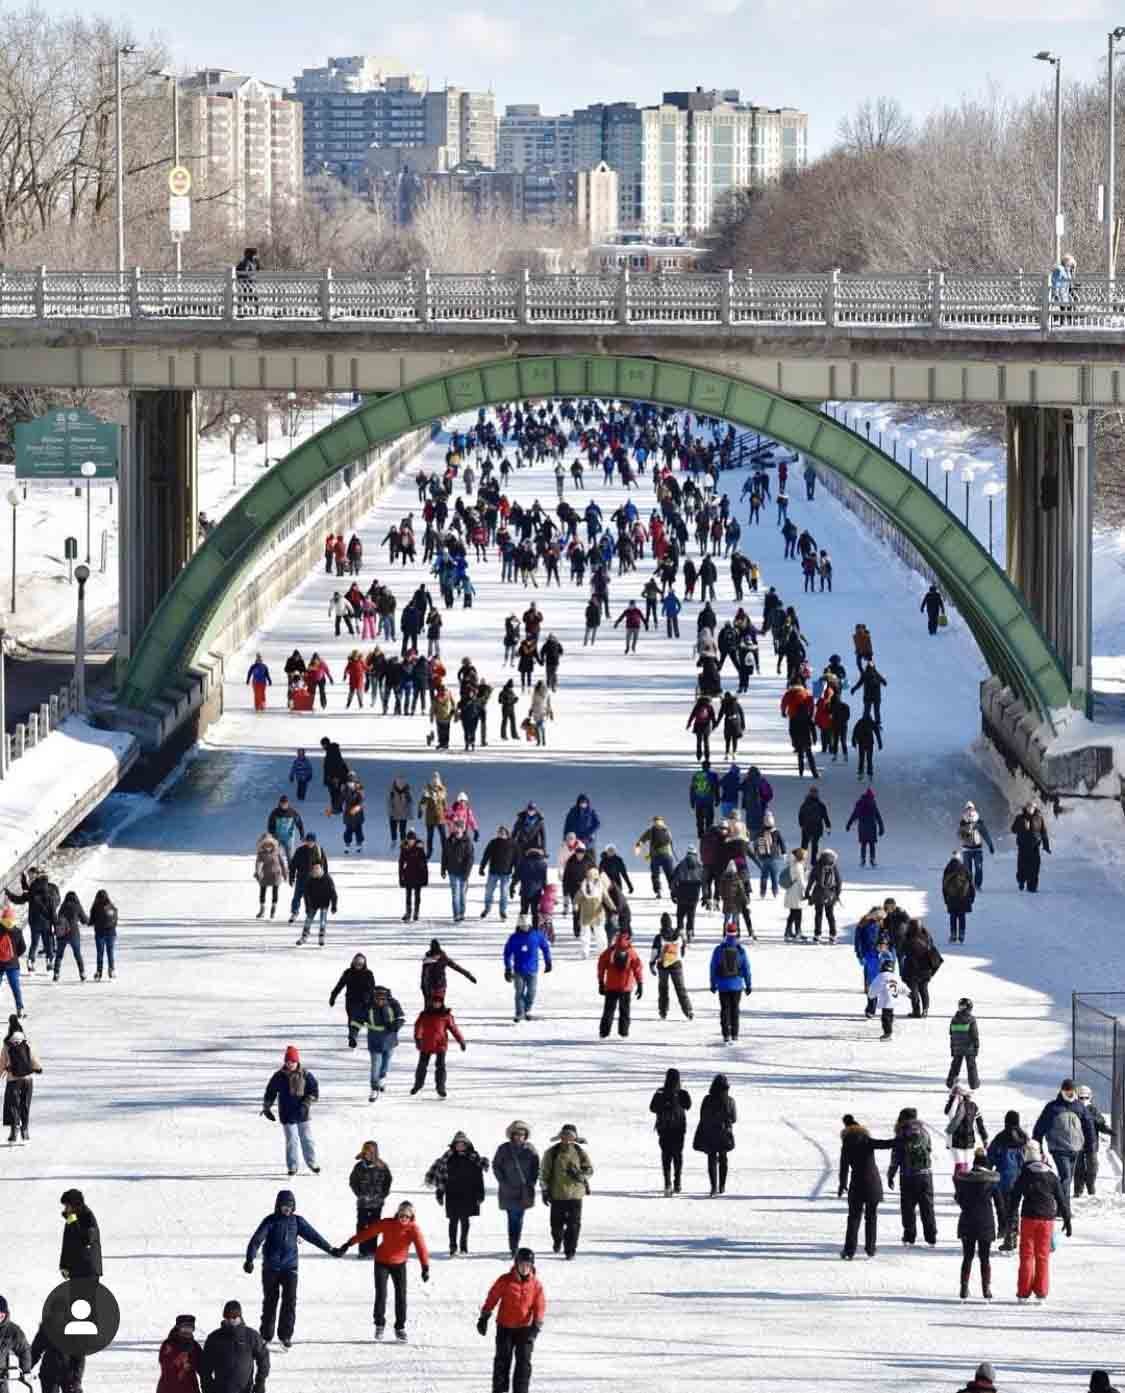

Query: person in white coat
left=867, top=954, right=902, bottom=1040
left=573, top=865, right=609, bottom=959
left=782, top=848, right=808, bottom=942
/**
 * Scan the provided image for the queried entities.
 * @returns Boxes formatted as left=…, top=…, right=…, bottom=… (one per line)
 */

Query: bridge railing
left=2, top=266, right=1123, bottom=332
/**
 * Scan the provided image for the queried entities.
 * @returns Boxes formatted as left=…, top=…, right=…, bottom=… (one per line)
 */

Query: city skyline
left=75, top=0, right=1120, bottom=159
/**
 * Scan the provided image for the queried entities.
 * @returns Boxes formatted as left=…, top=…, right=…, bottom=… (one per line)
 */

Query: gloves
left=348, top=1036, right=357, bottom=1049
left=531, top=1321, right=543, bottom=1339
left=467, top=973, right=478, bottom=984
left=1063, top=1219, right=1072, bottom=1237
left=421, top=1267, right=430, bottom=1283
left=598, top=985, right=606, bottom=996
left=505, top=969, right=513, bottom=983
left=837, top=1187, right=845, bottom=1200
left=544, top=962, right=552, bottom=973
left=710, top=986, right=717, bottom=994
left=477, top=1315, right=490, bottom=1336
left=744, top=986, right=752, bottom=997
left=887, top=1175, right=895, bottom=1191
left=243, top=1260, right=254, bottom=1274
left=60, top=1269, right=68, bottom=1279
left=441, top=869, right=447, bottom=879
left=261, top=1107, right=276, bottom=1122
left=635, top=983, right=643, bottom=1000
left=474, top=831, right=480, bottom=842
left=331, top=1244, right=349, bottom=1257
left=460, top=1041, right=467, bottom=1052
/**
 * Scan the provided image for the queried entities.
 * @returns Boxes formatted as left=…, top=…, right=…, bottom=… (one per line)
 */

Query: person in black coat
left=1011, top=802, right=1051, bottom=893
left=953, top=1154, right=1005, bottom=1300
left=319, top=737, right=348, bottom=813
left=398, top=831, right=429, bottom=922
left=425, top=1130, right=489, bottom=1255
left=650, top=1067, right=692, bottom=1195
left=837, top=1115, right=894, bottom=1259
left=58, top=1189, right=101, bottom=1279
left=692, top=1074, right=736, bottom=1197
left=329, top=954, right=375, bottom=1047
left=200, top=1301, right=269, bottom=1393
left=30, top=1320, right=83, bottom=1393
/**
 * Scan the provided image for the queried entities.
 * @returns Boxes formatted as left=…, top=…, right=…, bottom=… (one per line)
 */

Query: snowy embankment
left=3, top=410, right=1120, bottom=1393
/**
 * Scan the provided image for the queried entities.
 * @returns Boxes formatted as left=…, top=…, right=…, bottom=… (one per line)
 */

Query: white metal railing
left=0, top=676, right=79, bottom=779
left=0, top=266, right=1122, bottom=334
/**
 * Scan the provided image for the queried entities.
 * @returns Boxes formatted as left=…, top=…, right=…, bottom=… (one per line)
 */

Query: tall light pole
left=230, top=412, right=242, bottom=487
left=80, top=460, right=97, bottom=562
left=0, top=626, right=6, bottom=778
left=962, top=468, right=973, bottom=528
left=150, top=69, right=183, bottom=274
left=74, top=564, right=90, bottom=716
left=287, top=392, right=297, bottom=452
left=1035, top=51, right=1063, bottom=266
left=923, top=447, right=934, bottom=490
left=983, top=481, right=1005, bottom=557
left=941, top=456, right=956, bottom=509
left=1108, top=28, right=1125, bottom=277
left=115, top=43, right=138, bottom=275
left=6, top=488, right=20, bottom=614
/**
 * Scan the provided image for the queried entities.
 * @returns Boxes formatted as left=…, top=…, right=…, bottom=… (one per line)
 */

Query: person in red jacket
left=157, top=1314, right=202, bottom=1393
left=412, top=995, right=466, bottom=1096
left=478, top=1247, right=546, bottom=1393
left=596, top=928, right=643, bottom=1039
left=686, top=697, right=718, bottom=763
left=344, top=651, right=367, bottom=710
left=613, top=602, right=648, bottom=654
left=324, top=533, right=336, bottom=574
left=335, top=1200, right=430, bottom=1341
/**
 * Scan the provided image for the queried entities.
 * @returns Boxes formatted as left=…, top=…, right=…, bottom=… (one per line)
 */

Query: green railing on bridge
left=117, top=355, right=1070, bottom=725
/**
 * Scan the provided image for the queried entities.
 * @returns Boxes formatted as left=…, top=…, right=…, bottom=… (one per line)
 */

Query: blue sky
left=84, top=0, right=1125, bottom=156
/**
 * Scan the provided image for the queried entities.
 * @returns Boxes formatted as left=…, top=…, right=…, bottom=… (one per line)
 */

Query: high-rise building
left=292, top=57, right=495, bottom=189
left=177, top=70, right=304, bottom=239
left=497, top=105, right=575, bottom=173
left=574, top=162, right=619, bottom=243
left=572, top=102, right=643, bottom=230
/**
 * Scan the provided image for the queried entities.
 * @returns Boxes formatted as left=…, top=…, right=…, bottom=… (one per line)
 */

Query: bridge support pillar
left=1005, top=405, right=1095, bottom=716
left=117, top=389, right=198, bottom=673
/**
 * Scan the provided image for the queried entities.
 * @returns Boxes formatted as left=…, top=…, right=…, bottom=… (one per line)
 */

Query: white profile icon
left=64, top=1298, right=98, bottom=1336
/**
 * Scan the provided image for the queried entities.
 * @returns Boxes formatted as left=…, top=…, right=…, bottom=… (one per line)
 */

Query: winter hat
left=514, top=1246, right=536, bottom=1267
left=841, top=1114, right=858, bottom=1128
left=552, top=1124, right=584, bottom=1142
left=429, top=939, right=443, bottom=955
left=284, top=1045, right=300, bottom=1064
left=1090, top=1374, right=1115, bottom=1393
left=516, top=915, right=531, bottom=931
left=0, top=905, right=15, bottom=927
left=1004, top=1110, right=1021, bottom=1127
left=724, top=921, right=739, bottom=936
left=60, top=1189, right=84, bottom=1208
left=506, top=1120, right=531, bottom=1139
left=1023, top=1140, right=1042, bottom=1162
left=1060, top=1077, right=1076, bottom=1091
left=450, top=1131, right=471, bottom=1148
left=957, top=998, right=973, bottom=1012
left=976, top=1365, right=995, bottom=1385
left=222, top=1301, right=242, bottom=1319
left=762, top=812, right=775, bottom=829
left=0, top=1295, right=7, bottom=1315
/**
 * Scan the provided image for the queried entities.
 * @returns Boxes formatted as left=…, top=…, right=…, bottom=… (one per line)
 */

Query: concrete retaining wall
left=980, top=676, right=1115, bottom=794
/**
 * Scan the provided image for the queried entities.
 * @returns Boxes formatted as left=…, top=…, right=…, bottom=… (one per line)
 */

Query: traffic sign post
left=167, top=165, right=192, bottom=197
left=14, top=410, right=119, bottom=480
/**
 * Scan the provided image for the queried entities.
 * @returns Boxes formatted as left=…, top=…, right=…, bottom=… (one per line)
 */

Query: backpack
left=816, top=861, right=836, bottom=894
left=7, top=1037, right=31, bottom=1075
left=904, top=1127, right=931, bottom=1174
left=655, top=1092, right=686, bottom=1133
left=720, top=943, right=740, bottom=977
left=753, top=832, right=772, bottom=859
left=778, top=863, right=793, bottom=890
left=691, top=771, right=712, bottom=801
left=660, top=938, right=682, bottom=969
left=958, top=817, right=981, bottom=848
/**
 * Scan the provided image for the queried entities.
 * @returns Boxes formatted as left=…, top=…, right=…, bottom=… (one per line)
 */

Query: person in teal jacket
left=709, top=923, right=752, bottom=1043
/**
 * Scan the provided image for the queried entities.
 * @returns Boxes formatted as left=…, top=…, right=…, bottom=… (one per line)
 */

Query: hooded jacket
left=540, top=1137, right=593, bottom=1202
left=797, top=793, right=831, bottom=836
left=563, top=797, right=600, bottom=843
left=986, top=1123, right=1029, bottom=1192
left=1010, top=1159, right=1070, bottom=1222
left=805, top=850, right=841, bottom=906
left=59, top=1199, right=102, bottom=1278
left=949, top=1006, right=980, bottom=1057
left=245, top=1190, right=333, bottom=1272
left=482, top=1266, right=547, bottom=1329
left=330, top=959, right=375, bottom=1015
left=954, top=1164, right=1006, bottom=1242
left=838, top=1123, right=893, bottom=1201
left=414, top=1004, right=465, bottom=1054
left=845, top=790, right=885, bottom=843
left=425, top=1134, right=488, bottom=1217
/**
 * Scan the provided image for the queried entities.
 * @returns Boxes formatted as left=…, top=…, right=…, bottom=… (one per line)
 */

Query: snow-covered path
left=7, top=415, right=1123, bottom=1393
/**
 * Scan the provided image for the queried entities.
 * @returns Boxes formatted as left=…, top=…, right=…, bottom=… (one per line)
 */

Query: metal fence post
left=129, top=266, right=142, bottom=319
left=39, top=700, right=50, bottom=735
left=34, top=265, right=47, bottom=319
left=416, top=268, right=431, bottom=323
left=516, top=267, right=530, bottom=325
left=617, top=267, right=630, bottom=326
left=930, top=270, right=946, bottom=330
left=321, top=267, right=333, bottom=324
left=1040, top=274, right=1053, bottom=332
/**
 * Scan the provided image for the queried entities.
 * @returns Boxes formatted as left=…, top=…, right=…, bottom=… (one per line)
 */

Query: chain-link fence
left=1072, top=992, right=1125, bottom=1190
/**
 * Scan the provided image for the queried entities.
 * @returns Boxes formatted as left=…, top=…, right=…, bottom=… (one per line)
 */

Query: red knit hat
left=284, top=1045, right=300, bottom=1063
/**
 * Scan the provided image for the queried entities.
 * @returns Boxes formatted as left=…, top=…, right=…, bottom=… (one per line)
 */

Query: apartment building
left=497, top=105, right=576, bottom=172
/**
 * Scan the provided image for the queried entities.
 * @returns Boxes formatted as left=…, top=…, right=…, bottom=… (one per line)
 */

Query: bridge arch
left=118, top=354, right=1069, bottom=724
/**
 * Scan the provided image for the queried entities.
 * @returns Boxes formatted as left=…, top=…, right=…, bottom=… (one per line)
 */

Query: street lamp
left=149, top=68, right=183, bottom=274
left=0, top=625, right=7, bottom=778
left=907, top=437, right=917, bottom=476
left=983, top=481, right=1005, bottom=557
left=961, top=468, right=974, bottom=527
left=1034, top=52, right=1063, bottom=266
left=287, top=392, right=297, bottom=452
left=229, top=413, right=242, bottom=487
left=941, top=456, right=956, bottom=509
left=923, top=447, right=934, bottom=490
left=864, top=418, right=872, bottom=442
left=115, top=43, right=138, bottom=275
left=6, top=487, right=20, bottom=614
left=80, top=460, right=97, bottom=562
left=1107, top=27, right=1125, bottom=277
left=74, top=563, right=90, bottom=716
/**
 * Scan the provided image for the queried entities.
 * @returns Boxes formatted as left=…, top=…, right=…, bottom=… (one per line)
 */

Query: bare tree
left=837, top=97, right=915, bottom=156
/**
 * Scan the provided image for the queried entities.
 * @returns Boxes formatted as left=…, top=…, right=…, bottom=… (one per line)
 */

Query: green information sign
left=14, top=408, right=119, bottom=479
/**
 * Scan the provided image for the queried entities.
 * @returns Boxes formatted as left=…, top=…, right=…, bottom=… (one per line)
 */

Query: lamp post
left=1107, top=28, right=1125, bottom=277
left=941, top=457, right=956, bottom=509
left=983, top=481, right=1005, bottom=556
left=74, top=563, right=90, bottom=716
left=150, top=68, right=183, bottom=274
left=864, top=418, right=872, bottom=442
left=0, top=625, right=7, bottom=778
left=962, top=468, right=973, bottom=528
left=80, top=460, right=97, bottom=562
left=1034, top=51, right=1063, bottom=266
left=229, top=413, right=242, bottom=488
left=923, top=448, right=934, bottom=490
left=907, top=437, right=917, bottom=476
left=115, top=43, right=138, bottom=275
left=890, top=430, right=898, bottom=462
left=287, top=392, right=297, bottom=452
left=6, top=487, right=20, bottom=614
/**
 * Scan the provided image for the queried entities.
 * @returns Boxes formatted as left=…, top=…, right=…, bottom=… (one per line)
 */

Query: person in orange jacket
left=334, top=1199, right=430, bottom=1341
left=477, top=1247, right=546, bottom=1393
left=412, top=994, right=466, bottom=1097
left=596, top=928, right=643, bottom=1039
left=344, top=651, right=367, bottom=710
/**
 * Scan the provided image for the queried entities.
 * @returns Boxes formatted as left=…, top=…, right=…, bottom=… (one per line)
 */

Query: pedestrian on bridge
left=246, top=654, right=272, bottom=712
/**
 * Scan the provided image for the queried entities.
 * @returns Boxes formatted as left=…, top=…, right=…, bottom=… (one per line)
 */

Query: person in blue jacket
left=709, top=922, right=752, bottom=1043
left=244, top=1189, right=338, bottom=1348
left=661, top=587, right=682, bottom=638
left=503, top=914, right=553, bottom=1022
left=563, top=795, right=601, bottom=849
left=718, top=763, right=742, bottom=819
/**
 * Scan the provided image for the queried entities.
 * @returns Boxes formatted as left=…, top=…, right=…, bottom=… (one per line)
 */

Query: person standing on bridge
left=246, top=654, right=272, bottom=712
